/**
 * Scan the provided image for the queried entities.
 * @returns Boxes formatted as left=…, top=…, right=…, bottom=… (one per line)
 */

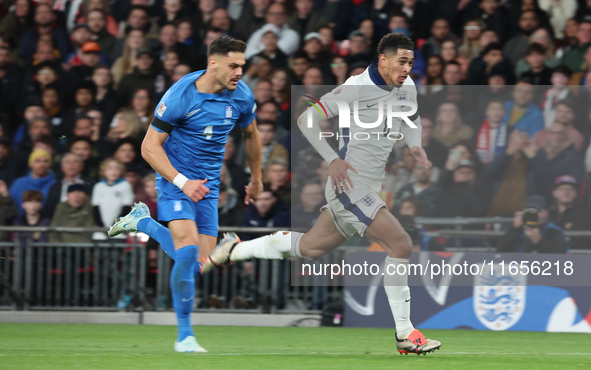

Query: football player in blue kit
left=108, top=36, right=263, bottom=352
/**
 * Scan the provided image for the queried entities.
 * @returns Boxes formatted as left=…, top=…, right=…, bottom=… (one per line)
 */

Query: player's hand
left=183, top=179, right=210, bottom=202
left=329, top=158, right=357, bottom=194
left=244, top=179, right=263, bottom=205
left=410, top=146, right=432, bottom=169
left=513, top=211, right=523, bottom=228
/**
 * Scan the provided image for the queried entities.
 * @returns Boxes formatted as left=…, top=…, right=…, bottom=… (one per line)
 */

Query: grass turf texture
left=0, top=324, right=590, bottom=370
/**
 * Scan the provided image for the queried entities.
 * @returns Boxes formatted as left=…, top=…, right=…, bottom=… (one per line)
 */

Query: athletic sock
left=383, top=256, right=415, bottom=339
left=137, top=218, right=176, bottom=258
left=170, top=245, right=198, bottom=342
left=229, top=231, right=303, bottom=261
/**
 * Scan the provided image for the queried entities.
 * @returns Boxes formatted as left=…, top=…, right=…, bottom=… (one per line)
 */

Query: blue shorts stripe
left=334, top=189, right=373, bottom=227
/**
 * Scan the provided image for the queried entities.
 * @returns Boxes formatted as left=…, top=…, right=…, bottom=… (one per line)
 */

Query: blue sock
left=137, top=218, right=176, bottom=259
left=170, top=245, right=198, bottom=342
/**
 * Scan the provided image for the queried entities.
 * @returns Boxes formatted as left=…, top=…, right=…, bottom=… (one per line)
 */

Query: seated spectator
left=503, top=10, right=540, bottom=67
left=518, top=43, right=552, bottom=85
left=561, top=16, right=591, bottom=73
left=19, top=4, right=72, bottom=62
left=0, top=138, right=20, bottom=187
left=86, top=9, right=117, bottom=59
left=515, top=28, right=560, bottom=79
left=398, top=215, right=444, bottom=253
left=77, top=0, right=119, bottom=37
left=533, top=100, right=584, bottom=152
left=384, top=147, right=416, bottom=194
left=92, top=158, right=133, bottom=230
left=233, top=0, right=269, bottom=41
left=420, top=18, right=456, bottom=60
left=13, top=190, right=50, bottom=244
left=69, top=41, right=105, bottom=82
left=497, top=195, right=568, bottom=253
left=223, top=137, right=248, bottom=200
left=117, top=48, right=157, bottom=107
left=61, top=81, right=96, bottom=137
left=0, top=179, right=18, bottom=241
left=111, top=29, right=148, bottom=85
left=92, top=65, right=118, bottom=130
left=433, top=102, right=474, bottom=148
left=466, top=42, right=514, bottom=86
left=419, top=117, right=447, bottom=169
left=397, top=196, right=423, bottom=218
left=343, top=31, right=374, bottom=67
left=69, top=136, right=100, bottom=182
left=22, top=61, right=61, bottom=108
left=43, top=153, right=89, bottom=219
left=154, top=51, right=179, bottom=101
left=503, top=82, right=544, bottom=137
left=287, top=0, right=329, bottom=40
left=252, top=24, right=288, bottom=69
left=49, top=184, right=95, bottom=244
left=541, top=65, right=575, bottom=128
left=15, top=115, right=51, bottom=154
left=291, top=181, right=323, bottom=229
left=392, top=163, right=441, bottom=217
left=432, top=159, right=490, bottom=218
left=459, top=19, right=486, bottom=60
left=124, top=163, right=147, bottom=199
left=264, top=158, right=291, bottom=209
left=254, top=120, right=289, bottom=183
left=440, top=40, right=469, bottom=79
left=108, top=109, right=146, bottom=143
left=138, top=173, right=157, bottom=216
left=242, top=187, right=290, bottom=238
left=155, top=24, right=190, bottom=64
left=475, top=99, right=508, bottom=165
left=14, top=135, right=55, bottom=179
left=485, top=130, right=532, bottom=216
left=243, top=55, right=274, bottom=92
left=10, top=149, right=56, bottom=216
left=112, top=138, right=145, bottom=173
left=525, top=122, right=585, bottom=202
left=41, top=87, right=64, bottom=127
left=130, top=88, right=154, bottom=128
left=244, top=4, right=300, bottom=59
left=218, top=182, right=243, bottom=227
left=549, top=175, right=591, bottom=250
left=117, top=5, right=160, bottom=41
left=419, top=56, right=444, bottom=95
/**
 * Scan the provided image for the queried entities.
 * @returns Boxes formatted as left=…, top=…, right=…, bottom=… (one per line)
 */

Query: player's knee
left=381, top=233, right=412, bottom=258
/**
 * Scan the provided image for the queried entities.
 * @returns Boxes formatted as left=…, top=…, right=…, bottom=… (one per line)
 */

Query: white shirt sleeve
left=91, top=183, right=101, bottom=206
left=245, top=29, right=264, bottom=60
left=277, top=28, right=300, bottom=56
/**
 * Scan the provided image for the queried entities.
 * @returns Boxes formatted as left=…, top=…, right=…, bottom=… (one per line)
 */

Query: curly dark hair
left=377, top=33, right=415, bottom=56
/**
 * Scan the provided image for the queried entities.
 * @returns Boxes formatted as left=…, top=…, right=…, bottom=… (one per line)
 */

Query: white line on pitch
left=0, top=352, right=591, bottom=357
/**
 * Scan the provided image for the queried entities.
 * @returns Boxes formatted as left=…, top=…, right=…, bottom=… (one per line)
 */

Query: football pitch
left=0, top=324, right=589, bottom=370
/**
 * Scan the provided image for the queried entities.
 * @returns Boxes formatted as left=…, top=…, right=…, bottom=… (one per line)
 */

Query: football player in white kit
left=202, top=33, right=442, bottom=355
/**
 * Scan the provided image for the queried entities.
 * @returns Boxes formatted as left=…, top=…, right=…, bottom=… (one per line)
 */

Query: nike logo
left=181, top=296, right=195, bottom=302
left=185, top=109, right=201, bottom=117
left=405, top=298, right=411, bottom=302
left=367, top=103, right=378, bottom=108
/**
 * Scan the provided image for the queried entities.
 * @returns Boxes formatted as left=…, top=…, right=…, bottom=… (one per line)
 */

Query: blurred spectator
left=253, top=120, right=288, bottom=182
left=497, top=195, right=567, bottom=253
left=397, top=196, right=423, bottom=218
left=223, top=136, right=248, bottom=200
left=440, top=40, right=469, bottom=77
left=420, top=116, right=448, bottom=169
left=14, top=114, right=50, bottom=153
left=330, top=56, right=348, bottom=85
left=61, top=81, right=95, bottom=136
left=156, top=24, right=189, bottom=64
left=271, top=68, right=291, bottom=110
left=384, top=147, right=416, bottom=194
left=433, top=159, right=490, bottom=218
left=485, top=130, right=531, bottom=216
left=539, top=0, right=577, bottom=40
left=0, top=0, right=34, bottom=45
left=130, top=88, right=154, bottom=128
left=561, top=16, right=591, bottom=73
left=459, top=19, right=485, bottom=60
left=533, top=99, right=584, bottom=152
left=118, top=5, right=159, bottom=40
left=466, top=42, right=514, bottom=85
left=288, top=0, right=328, bottom=39
left=441, top=60, right=464, bottom=85
left=92, top=65, right=118, bottom=130
left=302, top=65, right=324, bottom=85
left=210, top=8, right=233, bottom=36
left=108, top=109, right=146, bottom=143
left=475, top=99, right=508, bottom=164
left=87, top=9, right=116, bottom=59
left=245, top=3, right=299, bottom=59
left=503, top=82, right=544, bottom=137
left=13, top=190, right=49, bottom=244
left=0, top=138, right=19, bottom=187
left=155, top=62, right=191, bottom=101
left=242, top=187, right=289, bottom=236
left=519, top=43, right=552, bottom=84
left=111, top=29, right=148, bottom=84
left=433, top=102, right=474, bottom=148
left=192, top=26, right=224, bottom=70
left=125, top=163, right=147, bottom=196
left=19, top=4, right=72, bottom=62
left=138, top=173, right=157, bottom=215
left=117, top=48, right=157, bottom=107
left=264, top=158, right=291, bottom=209
left=195, top=0, right=217, bottom=37
left=549, top=175, right=591, bottom=249
left=291, top=181, right=323, bottom=228
left=541, top=65, right=574, bottom=127
left=69, top=41, right=104, bottom=82
left=289, top=50, right=310, bottom=84
left=218, top=181, right=243, bottom=226
left=525, top=122, right=585, bottom=202
left=0, top=179, right=17, bottom=240
left=10, top=149, right=56, bottom=216
left=476, top=0, right=510, bottom=43
left=176, top=19, right=195, bottom=46
left=63, top=23, right=93, bottom=69
left=504, top=10, right=540, bottom=67
left=234, top=0, right=271, bottom=41
left=344, top=30, right=373, bottom=66
left=420, top=18, right=455, bottom=60
left=69, top=136, right=100, bottom=181
left=159, top=0, right=185, bottom=28
left=78, top=0, right=119, bottom=36
left=254, top=24, right=288, bottom=68
left=43, top=152, right=89, bottom=219
left=92, top=158, right=133, bottom=228
left=154, top=51, right=179, bottom=98
left=243, top=55, right=274, bottom=91
left=49, top=184, right=94, bottom=244
left=515, top=28, right=560, bottom=79
left=0, top=46, right=24, bottom=121
left=22, top=61, right=60, bottom=108
left=112, top=137, right=144, bottom=172
left=41, top=87, right=63, bottom=125
left=392, top=163, right=441, bottom=217
left=394, top=0, right=434, bottom=40
left=253, top=79, right=274, bottom=105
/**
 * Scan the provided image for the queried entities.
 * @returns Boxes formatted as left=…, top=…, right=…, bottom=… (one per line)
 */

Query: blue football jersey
left=152, top=70, right=256, bottom=198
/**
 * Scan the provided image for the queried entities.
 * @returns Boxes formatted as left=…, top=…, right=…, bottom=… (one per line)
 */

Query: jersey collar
left=368, top=61, right=398, bottom=92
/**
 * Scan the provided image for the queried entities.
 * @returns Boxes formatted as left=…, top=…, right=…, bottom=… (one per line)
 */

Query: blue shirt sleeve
left=235, top=91, right=257, bottom=129
left=153, top=84, right=186, bottom=130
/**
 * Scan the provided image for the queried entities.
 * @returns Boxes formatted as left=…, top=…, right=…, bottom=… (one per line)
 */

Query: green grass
left=0, top=324, right=590, bottom=369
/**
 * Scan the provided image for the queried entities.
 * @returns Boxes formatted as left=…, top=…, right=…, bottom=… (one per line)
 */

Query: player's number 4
left=203, top=126, right=213, bottom=140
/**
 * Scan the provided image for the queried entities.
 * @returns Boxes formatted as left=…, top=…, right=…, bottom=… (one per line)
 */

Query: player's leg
left=167, top=218, right=206, bottom=353
left=202, top=210, right=346, bottom=272
left=364, top=208, right=441, bottom=354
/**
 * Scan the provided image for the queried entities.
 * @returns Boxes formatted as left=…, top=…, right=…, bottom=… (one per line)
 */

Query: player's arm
left=241, top=119, right=263, bottom=204
left=142, top=125, right=209, bottom=202
left=401, top=90, right=431, bottom=169
left=296, top=95, right=357, bottom=194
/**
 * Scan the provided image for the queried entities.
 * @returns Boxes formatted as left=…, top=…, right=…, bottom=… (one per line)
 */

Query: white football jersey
left=317, top=62, right=420, bottom=193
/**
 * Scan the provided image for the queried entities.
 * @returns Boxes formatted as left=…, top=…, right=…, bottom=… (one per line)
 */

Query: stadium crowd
left=1, top=0, right=591, bottom=256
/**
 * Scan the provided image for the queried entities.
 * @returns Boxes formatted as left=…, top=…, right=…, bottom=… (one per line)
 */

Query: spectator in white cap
left=287, top=0, right=329, bottom=39
left=302, top=32, right=331, bottom=67
left=549, top=175, right=591, bottom=250
left=244, top=3, right=300, bottom=59
left=250, top=24, right=288, bottom=68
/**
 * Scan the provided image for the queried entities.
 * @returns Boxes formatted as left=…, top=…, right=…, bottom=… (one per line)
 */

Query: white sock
left=230, top=232, right=303, bottom=261
left=383, top=256, right=414, bottom=339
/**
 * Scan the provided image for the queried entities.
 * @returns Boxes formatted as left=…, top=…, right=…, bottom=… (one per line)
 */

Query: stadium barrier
left=1, top=221, right=590, bottom=312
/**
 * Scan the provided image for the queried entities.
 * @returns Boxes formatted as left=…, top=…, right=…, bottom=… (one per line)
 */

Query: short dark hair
left=75, top=116, right=92, bottom=125
left=377, top=33, right=414, bottom=56
left=486, top=98, right=505, bottom=108
left=22, top=190, right=43, bottom=203
left=482, top=42, right=502, bottom=56
left=68, top=135, right=93, bottom=150
left=130, top=5, right=149, bottom=16
left=525, top=43, right=546, bottom=56
left=34, top=134, right=55, bottom=148
left=257, top=119, right=275, bottom=131
left=389, top=11, right=409, bottom=24
left=444, top=60, right=461, bottom=69
left=552, top=64, right=573, bottom=78
left=207, top=36, right=246, bottom=58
